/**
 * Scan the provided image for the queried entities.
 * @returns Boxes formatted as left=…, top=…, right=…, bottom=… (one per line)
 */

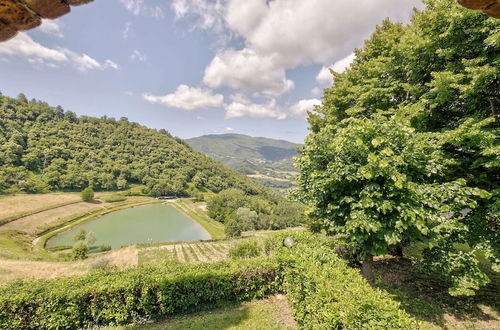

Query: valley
left=187, top=134, right=300, bottom=192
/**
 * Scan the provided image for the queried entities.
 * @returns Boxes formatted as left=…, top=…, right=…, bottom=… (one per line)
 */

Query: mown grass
left=108, top=296, right=296, bottom=330
left=375, top=257, right=500, bottom=329
left=170, top=198, right=225, bottom=239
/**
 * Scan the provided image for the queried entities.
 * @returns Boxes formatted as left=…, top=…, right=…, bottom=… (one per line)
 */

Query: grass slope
left=187, top=134, right=300, bottom=190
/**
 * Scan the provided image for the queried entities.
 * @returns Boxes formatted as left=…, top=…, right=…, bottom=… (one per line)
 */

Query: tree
left=74, top=229, right=87, bottom=242
left=235, top=207, right=258, bottom=231
left=16, top=93, right=28, bottom=103
left=225, top=218, right=243, bottom=238
left=72, top=241, right=89, bottom=260
left=297, top=0, right=499, bottom=294
left=80, top=187, right=94, bottom=202
left=297, top=112, right=487, bottom=284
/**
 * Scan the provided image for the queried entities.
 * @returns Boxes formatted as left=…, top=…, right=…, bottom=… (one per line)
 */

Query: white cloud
left=171, top=0, right=226, bottom=33
left=130, top=49, right=147, bottom=62
left=121, top=0, right=164, bottom=19
left=289, top=98, right=321, bottom=119
left=311, top=87, right=321, bottom=96
left=0, top=33, right=67, bottom=62
left=204, top=48, right=294, bottom=97
left=122, top=21, right=132, bottom=40
left=316, top=53, right=356, bottom=84
left=143, top=84, right=224, bottom=110
left=38, top=19, right=64, bottom=38
left=224, top=94, right=286, bottom=120
left=0, top=33, right=119, bottom=72
left=225, top=127, right=234, bottom=131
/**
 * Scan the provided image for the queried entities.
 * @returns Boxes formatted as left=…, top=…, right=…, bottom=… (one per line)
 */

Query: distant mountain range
left=186, top=134, right=301, bottom=191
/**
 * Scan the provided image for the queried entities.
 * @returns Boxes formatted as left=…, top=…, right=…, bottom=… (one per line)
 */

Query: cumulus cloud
left=0, top=33, right=119, bottom=72
left=316, top=53, right=356, bottom=84
left=121, top=0, right=164, bottom=19
left=224, top=94, right=286, bottom=120
left=130, top=49, right=147, bottom=62
left=143, top=84, right=224, bottom=110
left=289, top=98, right=321, bottom=119
left=204, top=48, right=294, bottom=97
left=38, top=19, right=64, bottom=38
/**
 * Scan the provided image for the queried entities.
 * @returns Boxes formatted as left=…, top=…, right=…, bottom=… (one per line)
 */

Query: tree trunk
left=361, top=254, right=375, bottom=285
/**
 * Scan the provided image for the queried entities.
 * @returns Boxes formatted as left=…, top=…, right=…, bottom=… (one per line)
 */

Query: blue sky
left=0, top=0, right=423, bottom=143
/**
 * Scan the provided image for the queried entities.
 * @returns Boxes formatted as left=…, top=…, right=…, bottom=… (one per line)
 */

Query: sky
left=0, top=0, right=424, bottom=143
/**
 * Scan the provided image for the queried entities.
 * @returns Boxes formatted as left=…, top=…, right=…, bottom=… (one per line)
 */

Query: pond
left=46, top=203, right=210, bottom=249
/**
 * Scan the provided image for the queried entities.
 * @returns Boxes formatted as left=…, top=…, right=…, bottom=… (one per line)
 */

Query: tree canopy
left=296, top=0, right=499, bottom=295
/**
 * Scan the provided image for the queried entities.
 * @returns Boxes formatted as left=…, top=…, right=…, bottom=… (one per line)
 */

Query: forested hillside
left=187, top=134, right=299, bottom=190
left=0, top=94, right=263, bottom=197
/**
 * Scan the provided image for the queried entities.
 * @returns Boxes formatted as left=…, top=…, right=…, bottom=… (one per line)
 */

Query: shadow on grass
left=374, top=257, right=499, bottom=328
left=129, top=302, right=251, bottom=330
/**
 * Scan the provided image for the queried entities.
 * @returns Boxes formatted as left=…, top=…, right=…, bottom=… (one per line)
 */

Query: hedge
left=0, top=257, right=280, bottom=329
left=0, top=231, right=419, bottom=329
left=274, top=231, right=418, bottom=329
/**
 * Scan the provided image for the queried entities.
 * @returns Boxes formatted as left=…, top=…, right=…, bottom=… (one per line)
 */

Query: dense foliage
left=275, top=231, right=417, bottom=329
left=296, top=0, right=499, bottom=295
left=207, top=188, right=304, bottom=232
left=0, top=257, right=280, bottom=329
left=0, top=94, right=264, bottom=197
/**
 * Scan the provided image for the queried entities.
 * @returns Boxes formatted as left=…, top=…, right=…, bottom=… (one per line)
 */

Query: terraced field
left=138, top=239, right=243, bottom=265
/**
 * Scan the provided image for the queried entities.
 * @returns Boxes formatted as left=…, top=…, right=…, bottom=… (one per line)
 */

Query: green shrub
left=103, top=194, right=127, bottom=203
left=99, top=244, right=112, bottom=252
left=80, top=187, right=94, bottom=202
left=224, top=219, right=242, bottom=238
left=0, top=257, right=280, bottom=329
left=272, top=231, right=418, bottom=329
left=89, top=257, right=114, bottom=272
left=72, top=241, right=89, bottom=260
left=229, top=240, right=261, bottom=260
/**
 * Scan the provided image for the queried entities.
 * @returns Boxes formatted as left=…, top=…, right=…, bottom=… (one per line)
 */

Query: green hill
left=0, top=94, right=264, bottom=197
left=186, top=134, right=300, bottom=190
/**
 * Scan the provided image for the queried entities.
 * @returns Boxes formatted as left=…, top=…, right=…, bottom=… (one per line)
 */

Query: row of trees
left=297, top=0, right=498, bottom=295
left=206, top=188, right=304, bottom=237
left=0, top=94, right=264, bottom=197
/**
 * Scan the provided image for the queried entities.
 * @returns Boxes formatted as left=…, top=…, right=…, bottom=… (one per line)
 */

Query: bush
left=99, top=244, right=112, bottom=252
left=72, top=241, right=89, bottom=260
left=224, top=219, right=242, bottom=238
left=80, top=187, right=94, bottom=202
left=0, top=258, right=279, bottom=329
left=272, top=231, right=418, bottom=329
left=229, top=240, right=261, bottom=260
left=103, top=194, right=127, bottom=203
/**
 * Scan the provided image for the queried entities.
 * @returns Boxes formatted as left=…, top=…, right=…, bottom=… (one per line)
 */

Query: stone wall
left=0, top=0, right=93, bottom=42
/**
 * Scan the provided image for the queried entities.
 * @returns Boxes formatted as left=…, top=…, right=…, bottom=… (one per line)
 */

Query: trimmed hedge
left=0, top=257, right=280, bottom=329
left=274, top=231, right=418, bottom=329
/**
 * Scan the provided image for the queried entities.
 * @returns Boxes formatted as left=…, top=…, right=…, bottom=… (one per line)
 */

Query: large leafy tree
left=297, top=0, right=499, bottom=294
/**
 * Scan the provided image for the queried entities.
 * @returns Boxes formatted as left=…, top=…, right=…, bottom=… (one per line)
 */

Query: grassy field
left=170, top=198, right=225, bottom=239
left=0, top=193, right=82, bottom=225
left=107, top=295, right=297, bottom=330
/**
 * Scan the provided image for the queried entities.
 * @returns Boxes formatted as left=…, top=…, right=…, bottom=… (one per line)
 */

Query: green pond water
left=46, top=203, right=210, bottom=249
